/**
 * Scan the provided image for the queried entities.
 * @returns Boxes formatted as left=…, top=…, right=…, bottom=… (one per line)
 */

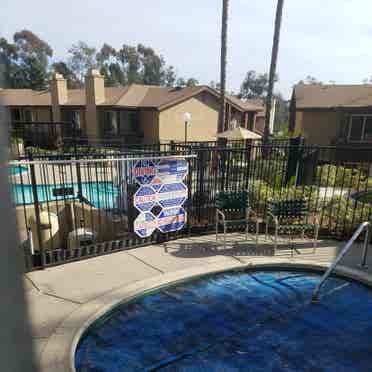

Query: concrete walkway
left=24, top=233, right=372, bottom=371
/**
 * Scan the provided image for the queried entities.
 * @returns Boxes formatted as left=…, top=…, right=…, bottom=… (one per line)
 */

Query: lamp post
left=183, top=112, right=191, bottom=144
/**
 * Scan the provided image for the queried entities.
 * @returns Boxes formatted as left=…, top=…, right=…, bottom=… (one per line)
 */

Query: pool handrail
left=312, top=221, right=371, bottom=303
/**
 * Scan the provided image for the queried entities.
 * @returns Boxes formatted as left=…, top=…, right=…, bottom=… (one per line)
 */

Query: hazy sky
left=2, top=0, right=372, bottom=98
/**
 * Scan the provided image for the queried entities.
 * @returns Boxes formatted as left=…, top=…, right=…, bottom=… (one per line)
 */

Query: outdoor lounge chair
left=215, top=190, right=259, bottom=248
left=265, top=199, right=319, bottom=255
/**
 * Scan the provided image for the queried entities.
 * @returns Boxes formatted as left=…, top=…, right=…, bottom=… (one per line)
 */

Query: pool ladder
left=312, top=221, right=371, bottom=303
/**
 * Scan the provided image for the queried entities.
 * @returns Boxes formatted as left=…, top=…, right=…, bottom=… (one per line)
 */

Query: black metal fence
left=9, top=120, right=291, bottom=160
left=8, top=132, right=372, bottom=271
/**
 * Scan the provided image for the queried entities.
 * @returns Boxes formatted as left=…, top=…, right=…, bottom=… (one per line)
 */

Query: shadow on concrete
left=165, top=241, right=275, bottom=259
left=164, top=238, right=339, bottom=260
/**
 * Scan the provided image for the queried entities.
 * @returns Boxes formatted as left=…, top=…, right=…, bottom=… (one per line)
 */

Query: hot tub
left=75, top=269, right=372, bottom=371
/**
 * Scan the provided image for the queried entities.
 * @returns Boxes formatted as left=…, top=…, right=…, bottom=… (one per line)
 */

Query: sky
left=2, top=0, right=372, bottom=98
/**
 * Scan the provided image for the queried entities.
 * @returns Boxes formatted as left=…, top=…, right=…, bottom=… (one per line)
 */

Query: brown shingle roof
left=141, top=85, right=204, bottom=109
left=294, top=84, right=372, bottom=109
left=0, top=89, right=51, bottom=106
left=0, top=84, right=263, bottom=112
left=227, top=96, right=264, bottom=111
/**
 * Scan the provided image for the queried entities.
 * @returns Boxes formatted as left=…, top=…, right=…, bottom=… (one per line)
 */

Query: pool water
left=9, top=165, right=27, bottom=175
left=75, top=270, right=372, bottom=371
left=12, top=182, right=118, bottom=209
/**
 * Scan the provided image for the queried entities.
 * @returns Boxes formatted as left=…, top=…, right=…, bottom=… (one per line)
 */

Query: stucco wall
left=294, top=111, right=303, bottom=133
left=158, top=93, right=219, bottom=142
left=32, top=108, right=51, bottom=122
left=139, top=109, right=159, bottom=144
left=300, top=111, right=342, bottom=145
left=86, top=106, right=101, bottom=139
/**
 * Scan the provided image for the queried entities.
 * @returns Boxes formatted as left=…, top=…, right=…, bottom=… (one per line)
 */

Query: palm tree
left=218, top=0, right=229, bottom=134
left=264, top=0, right=285, bottom=143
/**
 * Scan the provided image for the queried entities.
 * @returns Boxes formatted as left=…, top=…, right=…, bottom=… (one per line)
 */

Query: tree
left=96, top=43, right=125, bottom=86
left=239, top=71, right=278, bottom=99
left=210, top=80, right=221, bottom=91
left=164, top=66, right=177, bottom=87
left=1, top=33, right=198, bottom=90
left=52, top=61, right=80, bottom=88
left=264, top=0, right=285, bottom=143
left=218, top=0, right=229, bottom=133
left=117, top=44, right=140, bottom=84
left=67, top=41, right=97, bottom=86
left=185, top=78, right=199, bottom=87
left=175, top=77, right=199, bottom=88
left=11, top=30, right=53, bottom=90
left=175, top=77, right=186, bottom=87
left=299, top=75, right=322, bottom=85
left=137, top=44, right=165, bottom=85
left=273, top=93, right=289, bottom=132
left=0, top=37, right=19, bottom=88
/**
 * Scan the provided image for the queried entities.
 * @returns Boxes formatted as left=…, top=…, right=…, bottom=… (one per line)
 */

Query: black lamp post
left=183, top=112, right=191, bottom=144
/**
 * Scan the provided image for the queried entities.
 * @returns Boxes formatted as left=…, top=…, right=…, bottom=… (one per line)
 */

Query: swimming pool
left=12, top=182, right=118, bottom=209
left=9, top=165, right=28, bottom=175
left=75, top=269, right=372, bottom=371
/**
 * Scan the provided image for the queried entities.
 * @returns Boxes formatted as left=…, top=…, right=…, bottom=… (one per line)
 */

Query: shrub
left=316, top=164, right=365, bottom=188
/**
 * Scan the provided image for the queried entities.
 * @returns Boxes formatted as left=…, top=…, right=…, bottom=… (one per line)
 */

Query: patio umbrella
left=216, top=127, right=262, bottom=140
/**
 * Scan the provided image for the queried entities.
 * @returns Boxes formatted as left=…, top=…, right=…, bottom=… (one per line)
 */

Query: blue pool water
left=75, top=270, right=372, bottom=371
left=13, top=182, right=118, bottom=209
left=9, top=165, right=27, bottom=175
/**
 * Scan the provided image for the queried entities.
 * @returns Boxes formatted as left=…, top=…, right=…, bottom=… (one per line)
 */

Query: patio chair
left=265, top=199, right=319, bottom=255
left=215, top=190, right=259, bottom=248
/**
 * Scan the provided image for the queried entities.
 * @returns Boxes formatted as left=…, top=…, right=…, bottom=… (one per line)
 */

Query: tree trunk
left=218, top=0, right=229, bottom=134
left=264, top=0, right=284, bottom=143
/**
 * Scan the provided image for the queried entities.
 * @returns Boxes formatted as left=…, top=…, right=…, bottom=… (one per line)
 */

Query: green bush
left=321, top=195, right=371, bottom=235
left=248, top=180, right=317, bottom=215
left=316, top=164, right=365, bottom=188
left=248, top=178, right=371, bottom=237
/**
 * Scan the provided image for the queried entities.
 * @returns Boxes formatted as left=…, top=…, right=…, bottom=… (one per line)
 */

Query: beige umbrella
left=216, top=126, right=262, bottom=140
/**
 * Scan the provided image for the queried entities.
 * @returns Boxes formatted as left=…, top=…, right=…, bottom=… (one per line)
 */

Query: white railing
left=312, top=221, right=371, bottom=303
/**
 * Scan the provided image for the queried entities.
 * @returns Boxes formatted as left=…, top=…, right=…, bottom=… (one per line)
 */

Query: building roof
left=294, top=84, right=372, bottom=109
left=0, top=84, right=264, bottom=112
left=228, top=96, right=264, bottom=112
left=0, top=89, right=51, bottom=106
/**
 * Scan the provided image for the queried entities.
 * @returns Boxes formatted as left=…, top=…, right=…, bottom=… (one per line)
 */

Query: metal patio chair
left=265, top=199, right=319, bottom=255
left=215, top=190, right=259, bottom=248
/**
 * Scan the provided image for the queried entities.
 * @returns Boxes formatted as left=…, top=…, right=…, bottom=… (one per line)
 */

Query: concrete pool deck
left=24, top=233, right=372, bottom=371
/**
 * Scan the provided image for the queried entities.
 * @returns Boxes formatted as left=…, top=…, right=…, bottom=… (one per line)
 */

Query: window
left=364, top=117, right=372, bottom=141
left=348, top=115, right=372, bottom=142
left=103, top=111, right=119, bottom=136
left=119, top=111, right=139, bottom=134
left=10, top=108, right=33, bottom=122
left=349, top=116, right=364, bottom=141
left=62, top=110, right=81, bottom=128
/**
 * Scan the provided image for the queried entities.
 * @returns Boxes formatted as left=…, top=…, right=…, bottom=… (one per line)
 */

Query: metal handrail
left=9, top=154, right=197, bottom=166
left=312, top=221, right=371, bottom=303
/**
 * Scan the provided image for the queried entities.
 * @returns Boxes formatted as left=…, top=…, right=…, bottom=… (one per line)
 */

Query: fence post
left=28, top=151, right=44, bottom=267
left=218, top=138, right=227, bottom=192
left=197, top=149, right=205, bottom=224
left=170, top=140, right=175, bottom=154
left=244, top=139, right=252, bottom=190
left=285, top=136, right=304, bottom=185
left=73, top=118, right=83, bottom=199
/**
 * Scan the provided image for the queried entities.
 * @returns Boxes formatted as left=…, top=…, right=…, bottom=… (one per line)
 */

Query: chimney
left=85, top=70, right=104, bottom=139
left=51, top=73, right=67, bottom=122
left=85, top=69, right=105, bottom=104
